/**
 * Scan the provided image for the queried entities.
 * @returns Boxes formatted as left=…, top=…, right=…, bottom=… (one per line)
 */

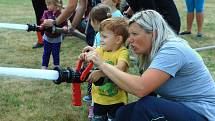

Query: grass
left=0, top=0, right=214, bottom=121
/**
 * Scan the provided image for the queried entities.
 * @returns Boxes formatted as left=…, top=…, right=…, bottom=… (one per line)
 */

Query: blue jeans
left=115, top=96, right=207, bottom=121
left=42, top=40, right=61, bottom=67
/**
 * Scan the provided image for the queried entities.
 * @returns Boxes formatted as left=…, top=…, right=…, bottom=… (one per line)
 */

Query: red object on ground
left=71, top=60, right=93, bottom=106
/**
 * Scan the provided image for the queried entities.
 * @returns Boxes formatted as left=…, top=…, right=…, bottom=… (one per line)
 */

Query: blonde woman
left=85, top=10, right=215, bottom=121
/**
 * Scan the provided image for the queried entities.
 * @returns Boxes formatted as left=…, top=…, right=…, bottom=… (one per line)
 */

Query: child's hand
left=86, top=51, right=104, bottom=67
left=82, top=46, right=95, bottom=53
left=41, top=19, right=54, bottom=27
left=63, top=26, right=68, bottom=32
left=79, top=46, right=95, bottom=61
left=79, top=52, right=87, bottom=61
left=86, top=70, right=105, bottom=82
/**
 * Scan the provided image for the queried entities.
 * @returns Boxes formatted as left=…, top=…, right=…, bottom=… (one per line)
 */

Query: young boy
left=80, top=17, right=130, bottom=121
left=83, top=2, right=124, bottom=102
left=41, top=0, right=68, bottom=69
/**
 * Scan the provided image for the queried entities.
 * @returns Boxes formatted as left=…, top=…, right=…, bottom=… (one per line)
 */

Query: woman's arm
left=86, top=51, right=170, bottom=97
left=70, top=0, right=87, bottom=29
left=99, top=63, right=170, bottom=97
left=86, top=59, right=128, bottom=82
left=56, top=0, right=78, bottom=25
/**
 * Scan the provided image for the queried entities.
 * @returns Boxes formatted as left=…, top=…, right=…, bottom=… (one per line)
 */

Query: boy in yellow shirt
left=80, top=17, right=130, bottom=121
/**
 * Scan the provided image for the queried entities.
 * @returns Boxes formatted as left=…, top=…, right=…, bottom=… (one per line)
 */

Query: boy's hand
left=86, top=51, right=104, bottom=67
left=79, top=52, right=87, bottom=61
left=79, top=46, right=96, bottom=62
left=82, top=46, right=95, bottom=53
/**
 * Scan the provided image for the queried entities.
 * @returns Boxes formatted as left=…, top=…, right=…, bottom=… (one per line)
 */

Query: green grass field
left=0, top=0, right=214, bottom=121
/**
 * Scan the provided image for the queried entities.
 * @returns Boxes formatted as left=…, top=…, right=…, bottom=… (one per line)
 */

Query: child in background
left=41, top=0, right=68, bottom=69
left=101, top=0, right=123, bottom=17
left=80, top=17, right=130, bottom=121
left=93, top=0, right=123, bottom=47
left=31, top=0, right=47, bottom=49
left=85, top=0, right=123, bottom=47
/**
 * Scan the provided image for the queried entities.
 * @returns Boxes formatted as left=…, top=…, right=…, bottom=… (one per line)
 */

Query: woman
left=85, top=10, right=215, bottom=121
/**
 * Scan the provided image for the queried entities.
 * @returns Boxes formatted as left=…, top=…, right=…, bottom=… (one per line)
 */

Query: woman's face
left=128, top=22, right=153, bottom=55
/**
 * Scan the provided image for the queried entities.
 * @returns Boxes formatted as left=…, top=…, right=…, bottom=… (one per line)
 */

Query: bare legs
left=186, top=12, right=194, bottom=33
left=196, top=12, right=204, bottom=34
left=181, top=12, right=204, bottom=37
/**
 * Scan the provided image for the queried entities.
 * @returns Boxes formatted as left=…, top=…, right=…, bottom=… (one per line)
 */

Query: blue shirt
left=149, top=39, right=215, bottom=121
left=93, top=32, right=101, bottom=48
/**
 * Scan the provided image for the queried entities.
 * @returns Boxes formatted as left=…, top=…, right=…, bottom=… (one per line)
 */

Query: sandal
left=180, top=31, right=191, bottom=35
left=197, top=33, right=203, bottom=37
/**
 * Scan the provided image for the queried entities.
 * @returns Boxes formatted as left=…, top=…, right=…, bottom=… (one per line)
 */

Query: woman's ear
left=152, top=31, right=157, bottom=41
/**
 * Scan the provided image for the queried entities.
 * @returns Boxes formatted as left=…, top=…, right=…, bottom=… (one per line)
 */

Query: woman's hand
left=86, top=70, right=105, bottom=82
left=86, top=51, right=104, bottom=67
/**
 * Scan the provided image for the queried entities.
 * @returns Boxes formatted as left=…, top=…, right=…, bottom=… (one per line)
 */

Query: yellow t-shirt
left=92, top=46, right=130, bottom=105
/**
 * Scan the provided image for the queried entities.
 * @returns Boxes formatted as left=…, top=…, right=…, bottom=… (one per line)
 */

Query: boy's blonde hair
left=99, top=17, right=129, bottom=43
left=45, top=0, right=63, bottom=8
left=90, top=3, right=112, bottom=23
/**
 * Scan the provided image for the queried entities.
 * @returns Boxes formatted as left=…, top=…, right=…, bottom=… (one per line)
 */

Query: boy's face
left=100, top=29, right=119, bottom=51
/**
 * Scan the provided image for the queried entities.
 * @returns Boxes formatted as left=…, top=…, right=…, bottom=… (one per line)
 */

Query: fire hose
left=0, top=23, right=214, bottom=51
left=0, top=22, right=86, bottom=40
left=0, top=60, right=93, bottom=106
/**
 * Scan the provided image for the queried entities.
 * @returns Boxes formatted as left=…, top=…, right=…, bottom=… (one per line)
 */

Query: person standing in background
left=180, top=0, right=205, bottom=37
left=124, top=0, right=181, bottom=34
left=31, top=0, right=47, bottom=49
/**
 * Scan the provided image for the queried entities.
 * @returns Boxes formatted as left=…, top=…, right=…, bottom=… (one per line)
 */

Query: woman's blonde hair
left=129, top=10, right=178, bottom=72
